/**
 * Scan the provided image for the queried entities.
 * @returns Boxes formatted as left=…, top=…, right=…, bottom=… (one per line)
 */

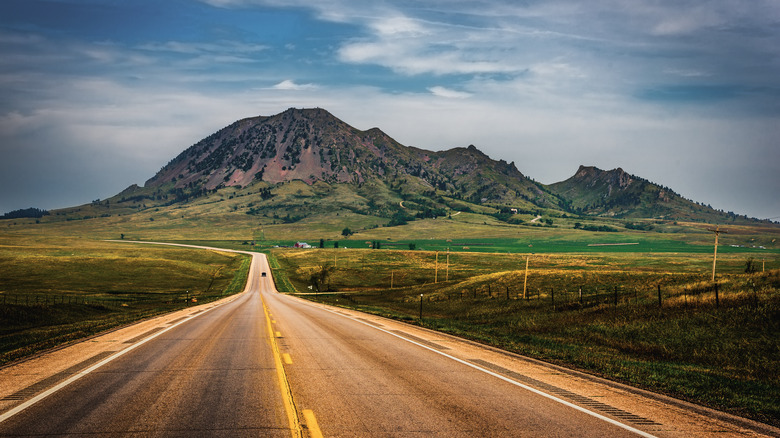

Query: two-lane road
left=1, top=246, right=776, bottom=437
left=0, top=252, right=291, bottom=437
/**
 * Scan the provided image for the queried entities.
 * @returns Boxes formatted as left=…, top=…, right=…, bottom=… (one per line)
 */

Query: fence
left=385, top=272, right=775, bottom=313
left=0, top=292, right=222, bottom=310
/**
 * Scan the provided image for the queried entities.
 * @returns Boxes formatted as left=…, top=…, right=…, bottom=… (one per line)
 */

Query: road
left=0, top=252, right=292, bottom=437
left=0, top=245, right=777, bottom=437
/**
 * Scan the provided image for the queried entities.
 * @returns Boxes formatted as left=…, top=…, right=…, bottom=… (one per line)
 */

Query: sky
left=1, top=0, right=778, bottom=220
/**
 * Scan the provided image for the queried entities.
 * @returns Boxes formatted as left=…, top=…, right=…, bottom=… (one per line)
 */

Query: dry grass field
left=0, top=231, right=249, bottom=365
left=271, top=247, right=780, bottom=426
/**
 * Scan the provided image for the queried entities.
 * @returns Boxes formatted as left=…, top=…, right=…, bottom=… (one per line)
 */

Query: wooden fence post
left=715, top=282, right=719, bottom=309
left=551, top=287, right=555, bottom=309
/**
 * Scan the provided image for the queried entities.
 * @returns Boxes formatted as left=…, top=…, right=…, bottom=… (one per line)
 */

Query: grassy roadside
left=0, top=237, right=251, bottom=366
left=264, top=251, right=298, bottom=293
left=271, top=248, right=780, bottom=427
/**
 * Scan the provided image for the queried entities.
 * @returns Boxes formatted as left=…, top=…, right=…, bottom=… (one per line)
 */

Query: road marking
left=261, top=297, right=302, bottom=438
left=283, top=353, right=293, bottom=365
left=0, top=301, right=227, bottom=425
left=302, top=410, right=323, bottom=438
left=275, top=331, right=282, bottom=338
left=110, top=243, right=303, bottom=436
left=123, top=327, right=165, bottom=344
left=470, top=359, right=661, bottom=427
left=1, top=351, right=116, bottom=402
left=390, top=330, right=450, bottom=350
left=315, top=306, right=659, bottom=438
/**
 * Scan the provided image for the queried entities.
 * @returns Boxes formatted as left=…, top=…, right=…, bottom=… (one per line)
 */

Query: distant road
left=1, top=243, right=776, bottom=437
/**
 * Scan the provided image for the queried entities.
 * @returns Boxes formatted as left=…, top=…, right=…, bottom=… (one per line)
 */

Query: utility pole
left=523, top=255, right=530, bottom=300
left=446, top=249, right=450, bottom=281
left=434, top=251, right=439, bottom=283
left=707, top=226, right=728, bottom=281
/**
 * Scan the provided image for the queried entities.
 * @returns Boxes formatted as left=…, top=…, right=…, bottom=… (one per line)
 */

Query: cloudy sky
left=1, top=0, right=778, bottom=220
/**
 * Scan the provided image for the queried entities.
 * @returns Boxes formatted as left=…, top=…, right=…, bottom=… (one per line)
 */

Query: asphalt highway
left=0, top=253, right=291, bottom=437
left=1, top=246, right=776, bottom=437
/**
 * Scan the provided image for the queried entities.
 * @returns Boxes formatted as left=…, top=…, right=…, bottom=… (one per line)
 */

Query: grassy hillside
left=549, top=165, right=758, bottom=223
left=10, top=178, right=779, bottom=249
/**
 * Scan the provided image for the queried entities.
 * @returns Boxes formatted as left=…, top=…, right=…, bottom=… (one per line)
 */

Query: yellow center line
left=261, top=297, right=301, bottom=438
left=303, top=410, right=323, bottom=438
left=283, top=353, right=293, bottom=365
left=275, top=331, right=282, bottom=338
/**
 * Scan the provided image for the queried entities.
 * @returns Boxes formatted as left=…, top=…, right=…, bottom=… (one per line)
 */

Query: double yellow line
left=261, top=296, right=322, bottom=438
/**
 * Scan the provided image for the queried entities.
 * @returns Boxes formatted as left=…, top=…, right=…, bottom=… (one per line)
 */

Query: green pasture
left=166, top=233, right=779, bottom=257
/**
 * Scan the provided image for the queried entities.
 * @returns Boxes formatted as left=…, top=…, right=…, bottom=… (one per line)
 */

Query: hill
left=548, top=165, right=753, bottom=223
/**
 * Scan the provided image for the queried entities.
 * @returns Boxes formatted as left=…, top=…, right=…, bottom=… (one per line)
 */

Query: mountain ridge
left=546, top=164, right=738, bottom=221
left=67, top=107, right=764, bottom=227
left=144, top=107, right=560, bottom=211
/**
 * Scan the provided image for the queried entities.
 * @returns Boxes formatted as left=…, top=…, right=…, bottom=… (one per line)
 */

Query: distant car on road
left=261, top=272, right=267, bottom=277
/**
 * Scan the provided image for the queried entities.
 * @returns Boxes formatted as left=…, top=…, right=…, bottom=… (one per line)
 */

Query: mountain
left=548, top=165, right=734, bottom=221
left=146, top=108, right=399, bottom=188
left=143, top=108, right=561, bottom=213
left=52, top=107, right=761, bottom=233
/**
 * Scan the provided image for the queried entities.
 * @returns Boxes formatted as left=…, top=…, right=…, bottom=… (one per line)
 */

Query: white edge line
left=312, top=304, right=659, bottom=438
left=0, top=298, right=228, bottom=424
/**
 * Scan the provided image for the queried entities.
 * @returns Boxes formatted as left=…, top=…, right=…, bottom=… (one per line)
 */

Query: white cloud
left=428, top=86, right=471, bottom=99
left=371, top=15, right=430, bottom=37
left=338, top=38, right=522, bottom=76
left=271, top=79, right=318, bottom=90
